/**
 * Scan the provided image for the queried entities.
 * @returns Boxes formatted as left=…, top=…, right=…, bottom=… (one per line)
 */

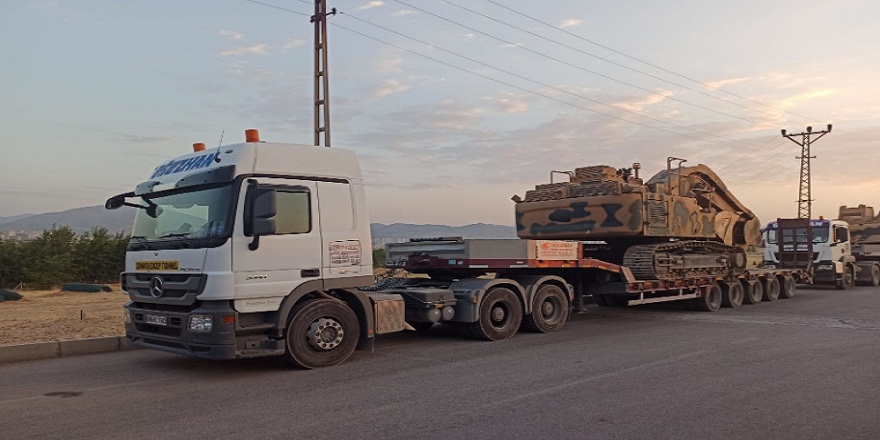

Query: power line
left=477, top=0, right=822, bottom=123
left=241, top=0, right=773, bottom=151
left=338, top=12, right=769, bottom=150
left=393, top=0, right=758, bottom=125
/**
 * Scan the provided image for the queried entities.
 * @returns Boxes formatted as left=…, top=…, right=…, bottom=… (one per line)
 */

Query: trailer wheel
left=467, top=287, right=523, bottom=341
left=742, top=280, right=762, bottom=305
left=778, top=275, right=796, bottom=299
left=523, top=285, right=569, bottom=333
left=762, top=277, right=780, bottom=301
left=694, top=283, right=723, bottom=312
left=836, top=265, right=853, bottom=290
left=721, top=282, right=744, bottom=308
left=283, top=298, right=360, bottom=369
left=871, top=265, right=880, bottom=287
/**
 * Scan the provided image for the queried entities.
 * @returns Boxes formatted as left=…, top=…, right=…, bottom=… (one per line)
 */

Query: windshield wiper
left=159, top=232, right=194, bottom=249
left=159, top=232, right=191, bottom=239
left=129, top=235, right=150, bottom=251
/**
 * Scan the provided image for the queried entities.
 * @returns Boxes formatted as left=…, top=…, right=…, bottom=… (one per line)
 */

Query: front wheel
left=836, top=266, right=853, bottom=290
left=522, top=285, right=569, bottom=333
left=466, top=287, right=523, bottom=341
left=284, top=298, right=360, bottom=369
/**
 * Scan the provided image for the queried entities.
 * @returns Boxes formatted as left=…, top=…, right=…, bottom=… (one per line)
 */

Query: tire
left=778, top=276, right=796, bottom=299
left=522, top=285, right=569, bottom=333
left=872, top=265, right=880, bottom=287
left=283, top=298, right=360, bottom=369
left=408, top=321, right=435, bottom=332
left=721, top=282, right=744, bottom=308
left=836, top=265, right=853, bottom=290
left=694, top=283, right=723, bottom=312
left=466, top=287, right=523, bottom=341
left=742, top=280, right=762, bottom=305
left=762, top=276, right=780, bottom=301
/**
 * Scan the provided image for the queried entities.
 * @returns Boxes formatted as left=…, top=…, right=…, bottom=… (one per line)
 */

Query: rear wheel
left=742, top=280, right=762, bottom=305
left=694, top=283, right=723, bottom=312
left=284, top=298, right=360, bottom=369
left=872, top=265, right=880, bottom=287
left=763, top=277, right=780, bottom=301
left=466, top=287, right=523, bottom=341
left=721, top=282, right=744, bottom=308
left=522, top=285, right=569, bottom=333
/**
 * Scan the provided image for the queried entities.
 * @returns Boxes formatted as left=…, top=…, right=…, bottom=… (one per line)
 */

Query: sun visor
left=175, top=165, right=237, bottom=189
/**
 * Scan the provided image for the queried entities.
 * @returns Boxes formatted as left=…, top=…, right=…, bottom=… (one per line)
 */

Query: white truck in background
left=761, top=217, right=880, bottom=289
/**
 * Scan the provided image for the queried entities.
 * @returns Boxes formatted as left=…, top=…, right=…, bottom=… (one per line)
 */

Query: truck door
left=232, top=178, right=323, bottom=299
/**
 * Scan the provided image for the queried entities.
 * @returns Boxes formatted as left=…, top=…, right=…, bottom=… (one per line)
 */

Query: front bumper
left=125, top=300, right=282, bottom=359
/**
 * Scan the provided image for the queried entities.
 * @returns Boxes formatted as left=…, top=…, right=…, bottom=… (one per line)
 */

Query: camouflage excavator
left=512, top=157, right=762, bottom=281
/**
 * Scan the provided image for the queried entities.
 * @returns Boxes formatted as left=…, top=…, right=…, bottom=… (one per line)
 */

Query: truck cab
left=762, top=219, right=855, bottom=289
left=106, top=130, right=382, bottom=367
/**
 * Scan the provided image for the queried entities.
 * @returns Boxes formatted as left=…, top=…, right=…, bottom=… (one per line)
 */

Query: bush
left=0, top=289, right=22, bottom=301
left=60, top=283, right=110, bottom=293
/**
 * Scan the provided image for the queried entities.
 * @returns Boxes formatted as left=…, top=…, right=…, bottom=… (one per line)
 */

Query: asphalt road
left=2, top=285, right=879, bottom=440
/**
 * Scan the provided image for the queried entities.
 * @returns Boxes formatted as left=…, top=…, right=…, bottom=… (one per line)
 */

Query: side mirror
left=246, top=186, right=277, bottom=250
left=249, top=188, right=277, bottom=236
left=105, top=196, right=125, bottom=210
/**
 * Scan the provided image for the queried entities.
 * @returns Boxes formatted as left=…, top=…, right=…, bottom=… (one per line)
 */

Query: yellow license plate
left=136, top=261, right=179, bottom=271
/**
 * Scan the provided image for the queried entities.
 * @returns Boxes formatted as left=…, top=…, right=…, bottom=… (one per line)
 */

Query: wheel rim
left=308, top=317, right=345, bottom=350
left=541, top=297, right=562, bottom=321
left=490, top=302, right=510, bottom=328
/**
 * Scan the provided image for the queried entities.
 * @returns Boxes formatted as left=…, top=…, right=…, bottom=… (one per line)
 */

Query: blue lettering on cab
left=150, top=151, right=218, bottom=179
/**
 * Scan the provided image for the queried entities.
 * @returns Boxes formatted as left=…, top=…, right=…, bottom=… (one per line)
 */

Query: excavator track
left=623, top=241, right=746, bottom=281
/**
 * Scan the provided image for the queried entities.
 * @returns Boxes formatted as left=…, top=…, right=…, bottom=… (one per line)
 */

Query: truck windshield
left=765, top=225, right=829, bottom=245
left=131, top=184, right=233, bottom=241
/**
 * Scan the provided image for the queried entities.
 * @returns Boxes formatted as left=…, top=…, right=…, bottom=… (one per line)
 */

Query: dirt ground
left=0, top=285, right=128, bottom=346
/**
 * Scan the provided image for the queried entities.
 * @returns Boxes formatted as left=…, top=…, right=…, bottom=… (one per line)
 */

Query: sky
left=2, top=0, right=880, bottom=227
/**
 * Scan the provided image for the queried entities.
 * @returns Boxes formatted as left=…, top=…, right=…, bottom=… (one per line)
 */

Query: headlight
left=124, top=308, right=131, bottom=324
left=189, top=314, right=213, bottom=333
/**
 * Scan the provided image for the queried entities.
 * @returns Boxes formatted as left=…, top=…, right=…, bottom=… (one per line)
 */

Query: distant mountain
left=0, top=206, right=135, bottom=235
left=0, top=206, right=516, bottom=240
left=0, top=214, right=33, bottom=227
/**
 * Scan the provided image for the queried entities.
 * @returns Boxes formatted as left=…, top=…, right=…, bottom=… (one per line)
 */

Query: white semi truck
left=761, top=218, right=871, bottom=289
left=107, top=130, right=807, bottom=369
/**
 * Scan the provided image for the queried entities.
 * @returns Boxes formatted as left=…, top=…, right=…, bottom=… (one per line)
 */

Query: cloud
left=560, top=19, right=582, bottom=28
left=375, top=56, right=403, bottom=73
left=357, top=1, right=384, bottom=10
left=613, top=91, right=673, bottom=112
left=497, top=98, right=528, bottom=113
left=463, top=33, right=476, bottom=41
left=374, top=79, right=409, bottom=98
left=281, top=38, right=305, bottom=53
left=704, top=76, right=753, bottom=89
left=776, top=88, right=836, bottom=109
left=220, top=44, right=269, bottom=56
left=391, top=9, right=415, bottom=17
left=217, top=29, right=244, bottom=40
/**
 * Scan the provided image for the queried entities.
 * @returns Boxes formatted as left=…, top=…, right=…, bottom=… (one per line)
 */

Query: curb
left=0, top=336, right=139, bottom=365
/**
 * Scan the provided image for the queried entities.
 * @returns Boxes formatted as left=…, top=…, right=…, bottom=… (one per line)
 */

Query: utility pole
left=781, top=124, right=832, bottom=219
left=312, top=0, right=335, bottom=147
